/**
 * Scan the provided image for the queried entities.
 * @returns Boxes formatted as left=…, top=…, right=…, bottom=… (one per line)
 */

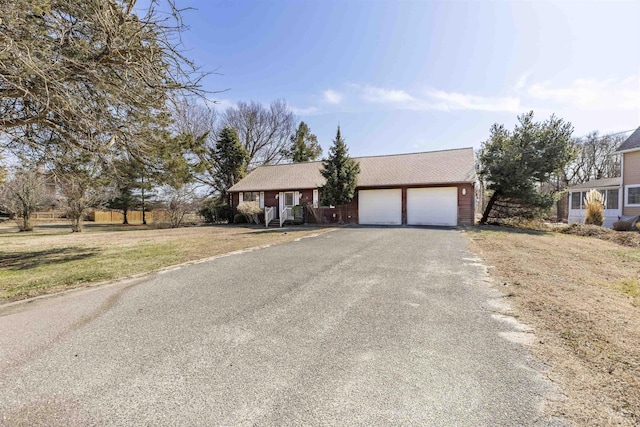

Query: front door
left=284, top=192, right=295, bottom=220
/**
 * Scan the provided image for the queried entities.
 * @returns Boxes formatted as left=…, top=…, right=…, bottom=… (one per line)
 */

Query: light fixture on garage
left=462, top=188, right=467, bottom=196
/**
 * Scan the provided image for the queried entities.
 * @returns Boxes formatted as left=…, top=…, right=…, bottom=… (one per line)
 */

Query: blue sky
left=177, top=0, right=640, bottom=157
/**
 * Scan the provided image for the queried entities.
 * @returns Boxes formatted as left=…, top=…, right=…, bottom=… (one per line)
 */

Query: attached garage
left=230, top=148, right=476, bottom=226
left=407, top=187, right=458, bottom=226
left=358, top=189, right=402, bottom=225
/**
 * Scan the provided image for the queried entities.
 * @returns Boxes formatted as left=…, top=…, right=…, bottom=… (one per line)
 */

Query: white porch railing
left=265, top=206, right=275, bottom=227
left=280, top=207, right=292, bottom=227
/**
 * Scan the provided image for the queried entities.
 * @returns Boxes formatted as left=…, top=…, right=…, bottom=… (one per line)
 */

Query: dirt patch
left=561, top=223, right=640, bottom=248
left=466, top=226, right=640, bottom=426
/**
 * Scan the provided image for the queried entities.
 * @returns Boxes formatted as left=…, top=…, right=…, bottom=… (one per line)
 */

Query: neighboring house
left=228, top=148, right=476, bottom=226
left=618, top=126, right=640, bottom=218
left=567, top=125, right=640, bottom=228
left=567, top=178, right=621, bottom=228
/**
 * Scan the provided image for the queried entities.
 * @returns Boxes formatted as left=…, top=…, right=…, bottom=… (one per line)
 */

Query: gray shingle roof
left=228, top=148, right=476, bottom=192
left=568, top=177, right=621, bottom=191
left=616, top=126, right=640, bottom=152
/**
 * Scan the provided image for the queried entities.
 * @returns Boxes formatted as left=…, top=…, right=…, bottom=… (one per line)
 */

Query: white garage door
left=407, top=187, right=458, bottom=226
left=358, top=189, right=402, bottom=225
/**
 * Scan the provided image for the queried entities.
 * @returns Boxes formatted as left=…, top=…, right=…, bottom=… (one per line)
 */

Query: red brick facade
left=233, top=183, right=475, bottom=226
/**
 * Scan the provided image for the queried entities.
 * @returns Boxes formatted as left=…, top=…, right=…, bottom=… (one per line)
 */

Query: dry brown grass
left=561, top=223, right=640, bottom=248
left=467, top=226, right=640, bottom=426
left=0, top=221, right=333, bottom=302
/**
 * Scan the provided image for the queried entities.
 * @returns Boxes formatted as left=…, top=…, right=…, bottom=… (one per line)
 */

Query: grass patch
left=0, top=223, right=332, bottom=301
left=607, top=278, right=640, bottom=306
left=468, top=226, right=640, bottom=426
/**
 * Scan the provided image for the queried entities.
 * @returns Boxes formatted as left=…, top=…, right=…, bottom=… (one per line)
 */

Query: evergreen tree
left=320, top=127, right=360, bottom=222
left=107, top=186, right=137, bottom=225
left=283, top=122, right=322, bottom=162
left=212, top=127, right=249, bottom=202
left=0, top=0, right=206, bottom=161
left=479, top=111, right=575, bottom=224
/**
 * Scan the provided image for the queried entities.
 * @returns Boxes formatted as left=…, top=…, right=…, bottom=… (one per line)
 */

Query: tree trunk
left=70, top=217, right=82, bottom=232
left=480, top=192, right=499, bottom=225
left=122, top=209, right=128, bottom=225
left=141, top=179, right=147, bottom=225
left=19, top=214, right=33, bottom=232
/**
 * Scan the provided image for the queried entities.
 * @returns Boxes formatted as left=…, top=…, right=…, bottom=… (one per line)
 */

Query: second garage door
left=358, top=189, right=402, bottom=225
left=407, top=187, right=458, bottom=226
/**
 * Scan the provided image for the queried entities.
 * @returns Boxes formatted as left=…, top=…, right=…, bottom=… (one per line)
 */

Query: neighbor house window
left=571, top=192, right=583, bottom=210
left=606, top=189, right=619, bottom=210
left=243, top=192, right=260, bottom=202
left=627, top=186, right=640, bottom=206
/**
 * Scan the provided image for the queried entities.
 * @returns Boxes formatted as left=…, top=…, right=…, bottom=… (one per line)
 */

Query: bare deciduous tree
left=564, top=131, right=624, bottom=184
left=53, top=153, right=105, bottom=232
left=159, top=184, right=199, bottom=228
left=171, top=98, right=219, bottom=142
left=222, top=100, right=296, bottom=169
left=0, top=169, right=48, bottom=231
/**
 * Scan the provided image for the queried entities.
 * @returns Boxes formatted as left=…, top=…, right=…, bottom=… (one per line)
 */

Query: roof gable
left=616, top=126, right=640, bottom=152
left=229, top=148, right=477, bottom=192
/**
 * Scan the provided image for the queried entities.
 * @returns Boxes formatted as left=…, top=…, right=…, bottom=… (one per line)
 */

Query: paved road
left=0, top=227, right=561, bottom=426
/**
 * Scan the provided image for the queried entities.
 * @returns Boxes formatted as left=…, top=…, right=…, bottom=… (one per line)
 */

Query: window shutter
left=313, top=189, right=319, bottom=208
left=239, top=192, right=243, bottom=204
left=259, top=192, right=265, bottom=208
left=294, top=191, right=300, bottom=205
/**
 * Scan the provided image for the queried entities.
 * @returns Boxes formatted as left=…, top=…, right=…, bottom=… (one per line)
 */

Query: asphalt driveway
left=0, top=227, right=561, bottom=426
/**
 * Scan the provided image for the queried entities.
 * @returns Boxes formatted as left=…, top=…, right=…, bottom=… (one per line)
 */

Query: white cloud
left=514, top=72, right=531, bottom=91
left=290, top=105, right=319, bottom=115
left=322, top=89, right=343, bottom=105
left=348, top=84, right=520, bottom=112
left=361, top=85, right=416, bottom=104
left=527, top=76, right=640, bottom=111
left=424, top=88, right=521, bottom=112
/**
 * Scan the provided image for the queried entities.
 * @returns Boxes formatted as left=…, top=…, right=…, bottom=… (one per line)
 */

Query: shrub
left=199, top=198, right=233, bottom=224
left=291, top=204, right=305, bottom=225
left=233, top=213, right=247, bottom=224
left=584, top=189, right=605, bottom=226
left=237, top=201, right=262, bottom=224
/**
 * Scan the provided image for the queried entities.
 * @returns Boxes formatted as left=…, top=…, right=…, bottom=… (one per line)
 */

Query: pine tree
left=213, top=127, right=249, bottom=202
left=479, top=111, right=575, bottom=224
left=106, top=157, right=142, bottom=225
left=320, top=127, right=360, bottom=222
left=284, top=122, right=322, bottom=162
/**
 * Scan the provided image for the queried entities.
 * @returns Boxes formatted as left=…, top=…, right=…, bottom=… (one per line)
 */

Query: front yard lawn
left=468, top=227, right=640, bottom=426
left=0, top=222, right=331, bottom=302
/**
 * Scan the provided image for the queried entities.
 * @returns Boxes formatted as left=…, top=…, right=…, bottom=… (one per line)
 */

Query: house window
left=606, top=189, right=619, bottom=210
left=243, top=192, right=260, bottom=202
left=627, top=186, right=640, bottom=206
left=571, top=192, right=583, bottom=210
left=284, top=192, right=294, bottom=206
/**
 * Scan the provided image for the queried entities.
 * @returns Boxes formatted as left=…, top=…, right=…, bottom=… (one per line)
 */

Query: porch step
left=266, top=220, right=293, bottom=228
